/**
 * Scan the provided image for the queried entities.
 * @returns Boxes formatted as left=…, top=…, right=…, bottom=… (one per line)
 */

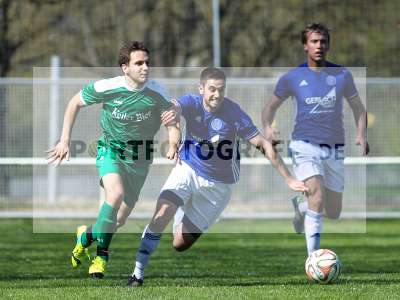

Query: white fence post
left=47, top=55, right=60, bottom=204
left=212, top=0, right=221, bottom=67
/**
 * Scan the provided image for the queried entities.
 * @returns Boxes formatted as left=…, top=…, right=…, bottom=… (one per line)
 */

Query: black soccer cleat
left=90, top=272, right=104, bottom=279
left=127, top=275, right=144, bottom=287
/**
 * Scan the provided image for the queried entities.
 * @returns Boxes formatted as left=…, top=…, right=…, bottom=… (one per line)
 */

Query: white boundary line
left=1, top=211, right=399, bottom=219
left=1, top=157, right=400, bottom=165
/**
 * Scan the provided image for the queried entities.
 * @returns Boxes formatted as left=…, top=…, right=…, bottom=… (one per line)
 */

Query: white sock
left=133, top=261, right=145, bottom=280
left=298, top=200, right=308, bottom=214
left=304, top=209, right=323, bottom=255
left=132, top=224, right=162, bottom=280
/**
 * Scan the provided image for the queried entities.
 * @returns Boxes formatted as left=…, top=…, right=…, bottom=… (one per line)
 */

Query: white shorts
left=161, top=162, right=232, bottom=232
left=289, top=140, right=344, bottom=193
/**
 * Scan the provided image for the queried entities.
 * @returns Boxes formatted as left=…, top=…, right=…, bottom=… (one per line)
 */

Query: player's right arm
left=262, top=72, right=292, bottom=145
left=249, top=133, right=308, bottom=193
left=46, top=93, right=85, bottom=165
left=261, top=94, right=285, bottom=145
left=347, top=95, right=369, bottom=155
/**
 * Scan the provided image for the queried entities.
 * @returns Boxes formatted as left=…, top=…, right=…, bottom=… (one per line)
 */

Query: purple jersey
left=274, top=61, right=358, bottom=146
left=177, top=94, right=259, bottom=183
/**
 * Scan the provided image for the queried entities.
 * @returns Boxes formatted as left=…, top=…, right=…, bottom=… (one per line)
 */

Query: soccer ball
left=305, top=249, right=341, bottom=284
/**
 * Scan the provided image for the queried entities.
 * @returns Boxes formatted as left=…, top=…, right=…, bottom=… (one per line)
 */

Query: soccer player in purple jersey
left=127, top=67, right=308, bottom=287
left=262, top=23, right=369, bottom=256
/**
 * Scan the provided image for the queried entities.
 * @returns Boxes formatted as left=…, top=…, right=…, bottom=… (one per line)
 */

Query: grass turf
left=0, top=219, right=399, bottom=299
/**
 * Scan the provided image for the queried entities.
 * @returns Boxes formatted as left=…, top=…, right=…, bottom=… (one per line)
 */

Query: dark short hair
left=200, top=67, right=226, bottom=85
left=301, top=22, right=330, bottom=44
left=118, top=41, right=149, bottom=67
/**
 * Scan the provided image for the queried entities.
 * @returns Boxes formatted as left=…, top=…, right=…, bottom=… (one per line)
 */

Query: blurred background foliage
left=0, top=0, right=399, bottom=76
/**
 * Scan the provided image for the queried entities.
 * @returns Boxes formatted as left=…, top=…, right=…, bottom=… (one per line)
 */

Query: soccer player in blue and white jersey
left=127, top=67, right=308, bottom=287
left=262, top=23, right=369, bottom=256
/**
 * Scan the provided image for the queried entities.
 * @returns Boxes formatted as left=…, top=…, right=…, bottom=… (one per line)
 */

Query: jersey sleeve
left=274, top=73, right=292, bottom=100
left=234, top=106, right=260, bottom=140
left=147, top=80, right=172, bottom=113
left=343, top=70, right=358, bottom=100
left=159, top=95, right=173, bottom=113
left=80, top=82, right=105, bottom=106
left=177, top=94, right=195, bottom=119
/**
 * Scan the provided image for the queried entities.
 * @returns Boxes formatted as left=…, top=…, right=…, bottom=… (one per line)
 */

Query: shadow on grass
left=3, top=273, right=400, bottom=290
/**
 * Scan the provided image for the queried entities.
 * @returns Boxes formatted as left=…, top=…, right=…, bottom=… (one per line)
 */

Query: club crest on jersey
left=326, top=75, right=336, bottom=86
left=211, top=118, right=223, bottom=131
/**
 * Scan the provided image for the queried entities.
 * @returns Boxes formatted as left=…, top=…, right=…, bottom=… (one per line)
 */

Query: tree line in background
left=0, top=0, right=399, bottom=77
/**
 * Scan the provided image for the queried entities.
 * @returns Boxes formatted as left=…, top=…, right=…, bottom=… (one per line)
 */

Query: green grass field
left=1, top=219, right=399, bottom=299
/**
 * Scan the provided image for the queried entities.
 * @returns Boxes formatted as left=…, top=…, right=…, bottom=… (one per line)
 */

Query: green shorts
left=96, top=143, right=149, bottom=208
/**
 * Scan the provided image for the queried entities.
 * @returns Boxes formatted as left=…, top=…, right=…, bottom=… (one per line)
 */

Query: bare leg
left=324, top=188, right=342, bottom=219
left=116, top=201, right=133, bottom=228
left=172, top=217, right=202, bottom=252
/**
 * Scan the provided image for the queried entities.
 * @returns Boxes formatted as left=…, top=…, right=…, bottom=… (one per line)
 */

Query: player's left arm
left=248, top=134, right=308, bottom=193
left=346, top=95, right=369, bottom=155
left=161, top=99, right=181, bottom=126
left=160, top=100, right=181, bottom=161
left=165, top=122, right=181, bottom=161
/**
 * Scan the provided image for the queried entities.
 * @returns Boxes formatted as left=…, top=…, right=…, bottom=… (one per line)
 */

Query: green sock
left=90, top=202, right=118, bottom=259
left=80, top=226, right=92, bottom=248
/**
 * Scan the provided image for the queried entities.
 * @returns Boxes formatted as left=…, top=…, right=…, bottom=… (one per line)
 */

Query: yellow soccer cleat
left=89, top=256, right=107, bottom=279
left=71, top=225, right=91, bottom=268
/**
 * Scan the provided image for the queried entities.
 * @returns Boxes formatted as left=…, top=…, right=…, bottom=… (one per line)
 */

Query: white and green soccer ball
left=305, top=249, right=341, bottom=284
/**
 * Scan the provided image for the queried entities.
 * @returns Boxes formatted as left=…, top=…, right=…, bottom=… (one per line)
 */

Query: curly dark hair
left=118, top=41, right=149, bottom=67
left=301, top=22, right=330, bottom=44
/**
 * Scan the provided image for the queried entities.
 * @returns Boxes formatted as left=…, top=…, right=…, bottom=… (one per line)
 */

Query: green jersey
left=80, top=76, right=171, bottom=168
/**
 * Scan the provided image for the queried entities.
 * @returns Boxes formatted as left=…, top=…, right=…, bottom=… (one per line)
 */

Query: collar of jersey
left=123, top=76, right=147, bottom=92
left=300, top=61, right=336, bottom=73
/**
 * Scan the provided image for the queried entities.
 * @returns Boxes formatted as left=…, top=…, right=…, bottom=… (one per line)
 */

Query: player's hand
left=285, top=176, right=308, bottom=193
left=264, top=126, right=281, bottom=146
left=161, top=110, right=177, bottom=126
left=46, top=139, right=70, bottom=166
left=162, top=100, right=180, bottom=126
left=166, top=145, right=180, bottom=164
left=355, top=135, right=370, bottom=155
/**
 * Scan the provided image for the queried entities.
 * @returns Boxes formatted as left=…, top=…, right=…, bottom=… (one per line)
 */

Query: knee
left=309, top=187, right=323, bottom=200
left=152, top=202, right=176, bottom=223
left=325, top=209, right=341, bottom=220
left=172, top=240, right=190, bottom=252
left=308, top=187, right=324, bottom=205
left=116, top=216, right=127, bottom=228
left=106, top=189, right=124, bottom=206
left=172, top=231, right=199, bottom=252
left=151, top=210, right=169, bottom=227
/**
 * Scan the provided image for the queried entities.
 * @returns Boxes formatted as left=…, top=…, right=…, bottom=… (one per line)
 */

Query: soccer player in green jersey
left=47, top=41, right=180, bottom=278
